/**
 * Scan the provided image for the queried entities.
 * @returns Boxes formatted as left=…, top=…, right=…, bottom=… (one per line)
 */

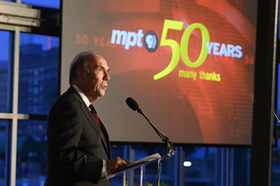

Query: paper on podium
left=106, top=153, right=161, bottom=179
left=126, top=153, right=161, bottom=169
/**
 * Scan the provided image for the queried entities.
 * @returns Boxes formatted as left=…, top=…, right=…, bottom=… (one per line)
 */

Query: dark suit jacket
left=45, top=87, right=112, bottom=186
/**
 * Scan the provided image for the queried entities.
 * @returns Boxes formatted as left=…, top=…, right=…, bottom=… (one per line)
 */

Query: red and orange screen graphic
left=61, top=0, right=257, bottom=145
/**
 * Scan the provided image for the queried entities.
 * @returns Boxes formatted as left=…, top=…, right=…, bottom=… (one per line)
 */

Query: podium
left=106, top=151, right=176, bottom=186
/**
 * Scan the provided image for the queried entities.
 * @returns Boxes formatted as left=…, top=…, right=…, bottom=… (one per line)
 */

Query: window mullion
left=10, top=26, right=20, bottom=186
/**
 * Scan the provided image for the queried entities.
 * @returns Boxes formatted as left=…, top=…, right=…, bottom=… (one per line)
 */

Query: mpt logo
left=110, top=29, right=158, bottom=52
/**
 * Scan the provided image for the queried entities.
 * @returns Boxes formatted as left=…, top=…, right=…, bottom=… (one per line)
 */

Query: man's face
left=83, top=55, right=110, bottom=101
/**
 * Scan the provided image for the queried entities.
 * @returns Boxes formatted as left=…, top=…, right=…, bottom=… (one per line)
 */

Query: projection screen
left=61, top=0, right=258, bottom=145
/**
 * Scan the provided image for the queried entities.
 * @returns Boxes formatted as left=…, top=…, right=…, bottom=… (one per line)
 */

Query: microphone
left=126, top=97, right=141, bottom=113
left=126, top=97, right=174, bottom=158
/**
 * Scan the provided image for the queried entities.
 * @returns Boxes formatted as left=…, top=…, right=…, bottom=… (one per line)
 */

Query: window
left=0, top=30, right=13, bottom=113
left=18, top=33, right=59, bottom=115
left=21, top=0, right=59, bottom=9
left=184, top=147, right=216, bottom=185
left=0, top=120, right=9, bottom=185
left=110, top=145, right=126, bottom=185
left=16, top=120, right=47, bottom=185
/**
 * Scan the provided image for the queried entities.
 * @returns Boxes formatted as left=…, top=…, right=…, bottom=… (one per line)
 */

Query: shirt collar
left=72, top=85, right=93, bottom=109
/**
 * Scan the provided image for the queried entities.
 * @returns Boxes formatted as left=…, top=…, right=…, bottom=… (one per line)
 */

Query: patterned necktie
left=89, top=104, right=101, bottom=129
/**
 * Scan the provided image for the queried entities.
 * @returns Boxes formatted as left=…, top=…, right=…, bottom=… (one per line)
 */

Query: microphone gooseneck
left=126, top=97, right=174, bottom=160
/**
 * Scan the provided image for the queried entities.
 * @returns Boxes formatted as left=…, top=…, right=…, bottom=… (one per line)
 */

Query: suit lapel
left=81, top=100, right=111, bottom=159
left=72, top=88, right=111, bottom=159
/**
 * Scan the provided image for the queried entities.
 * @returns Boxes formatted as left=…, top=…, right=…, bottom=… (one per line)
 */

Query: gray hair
left=69, top=50, right=102, bottom=85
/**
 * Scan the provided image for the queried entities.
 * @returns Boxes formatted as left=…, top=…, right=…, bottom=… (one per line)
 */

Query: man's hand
left=106, top=157, right=130, bottom=173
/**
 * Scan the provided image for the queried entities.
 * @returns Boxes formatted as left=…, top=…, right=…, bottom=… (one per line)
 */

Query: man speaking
left=45, top=50, right=128, bottom=186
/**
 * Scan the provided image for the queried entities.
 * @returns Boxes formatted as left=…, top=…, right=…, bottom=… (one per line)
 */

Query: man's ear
left=76, top=68, right=86, bottom=81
